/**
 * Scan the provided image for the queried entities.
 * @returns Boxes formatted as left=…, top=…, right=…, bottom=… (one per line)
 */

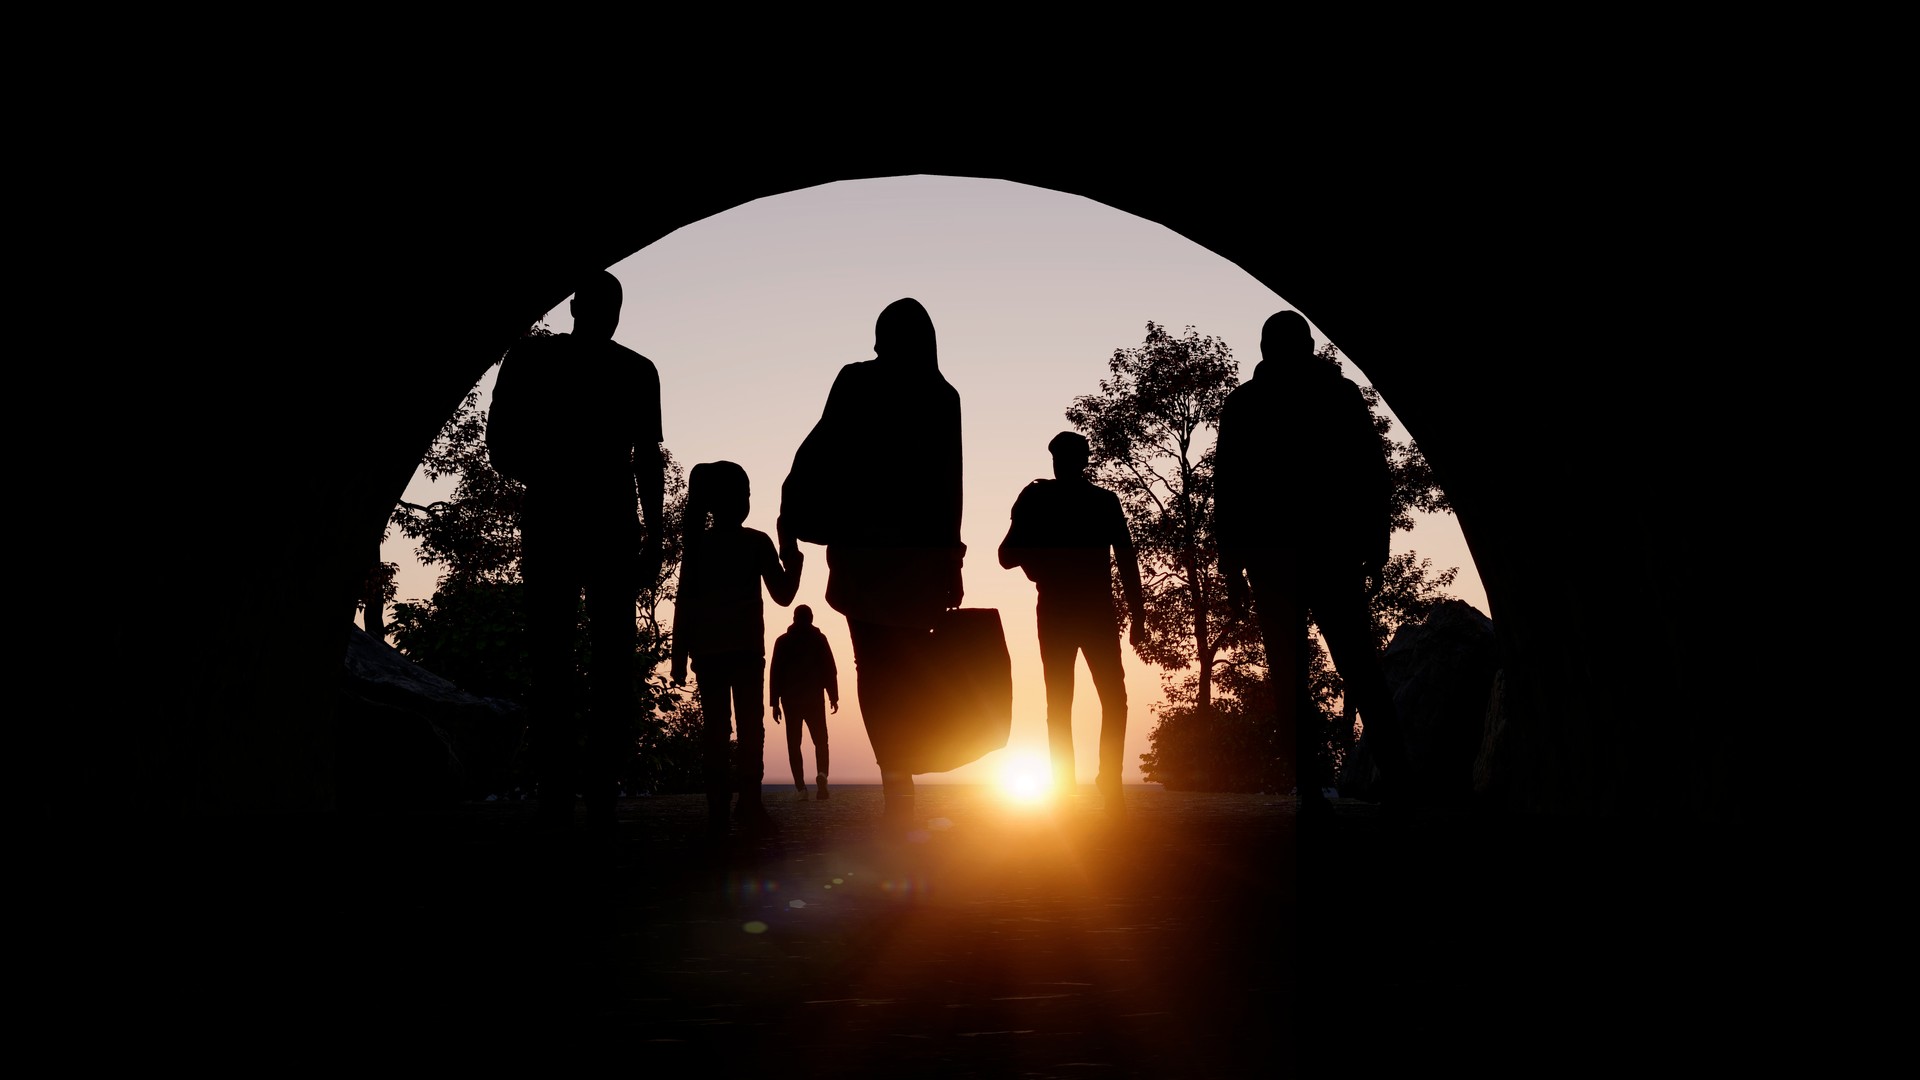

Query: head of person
left=570, top=270, right=623, bottom=341
left=688, top=460, right=751, bottom=530
left=874, top=297, right=937, bottom=368
left=793, top=604, right=814, bottom=629
left=1259, top=310, right=1314, bottom=365
left=1049, top=430, right=1091, bottom=481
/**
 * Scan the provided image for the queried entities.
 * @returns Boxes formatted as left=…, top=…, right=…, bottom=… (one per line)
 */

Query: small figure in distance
left=485, top=270, right=665, bottom=840
left=770, top=604, right=839, bottom=801
left=1214, top=310, right=1405, bottom=815
left=672, top=460, right=803, bottom=838
left=998, top=430, right=1146, bottom=816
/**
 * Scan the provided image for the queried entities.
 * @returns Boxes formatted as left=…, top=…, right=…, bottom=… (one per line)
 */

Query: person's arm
left=823, top=636, right=839, bottom=712
left=486, top=341, right=535, bottom=485
left=769, top=637, right=785, bottom=722
left=1110, top=492, right=1148, bottom=649
left=1346, top=381, right=1392, bottom=591
left=1212, top=390, right=1252, bottom=615
left=670, top=570, right=690, bottom=687
left=761, top=531, right=802, bottom=608
left=635, top=357, right=666, bottom=593
left=943, top=387, right=966, bottom=607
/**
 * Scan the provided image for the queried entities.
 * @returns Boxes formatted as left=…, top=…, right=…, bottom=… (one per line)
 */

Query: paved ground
left=31, top=785, right=1783, bottom=1073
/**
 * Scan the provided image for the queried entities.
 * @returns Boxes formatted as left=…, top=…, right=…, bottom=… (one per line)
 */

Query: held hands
left=670, top=653, right=688, bottom=688
left=1129, top=613, right=1148, bottom=655
left=946, top=562, right=965, bottom=609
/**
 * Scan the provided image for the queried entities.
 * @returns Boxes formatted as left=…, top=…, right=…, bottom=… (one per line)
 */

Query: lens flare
left=998, top=754, right=1053, bottom=806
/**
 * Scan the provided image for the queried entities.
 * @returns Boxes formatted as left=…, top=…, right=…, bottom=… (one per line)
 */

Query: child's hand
left=671, top=656, right=687, bottom=687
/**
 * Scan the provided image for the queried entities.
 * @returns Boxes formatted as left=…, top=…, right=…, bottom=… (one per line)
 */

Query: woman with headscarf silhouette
left=780, top=298, right=965, bottom=834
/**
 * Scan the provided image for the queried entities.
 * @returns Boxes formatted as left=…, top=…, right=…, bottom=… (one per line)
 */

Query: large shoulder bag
left=903, top=607, right=1013, bottom=775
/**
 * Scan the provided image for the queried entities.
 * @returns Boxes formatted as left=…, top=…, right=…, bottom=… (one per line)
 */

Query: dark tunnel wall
left=65, top=114, right=1735, bottom=825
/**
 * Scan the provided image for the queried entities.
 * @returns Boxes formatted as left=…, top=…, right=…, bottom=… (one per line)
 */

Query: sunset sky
left=378, top=175, right=1487, bottom=788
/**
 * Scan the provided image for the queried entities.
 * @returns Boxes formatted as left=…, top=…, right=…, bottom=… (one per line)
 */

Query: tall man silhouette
left=1214, top=310, right=1404, bottom=811
left=486, top=270, right=665, bottom=834
left=998, top=431, right=1146, bottom=814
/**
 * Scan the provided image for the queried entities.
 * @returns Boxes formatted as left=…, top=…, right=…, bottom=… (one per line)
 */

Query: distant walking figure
left=486, top=270, right=665, bottom=836
left=672, top=461, right=803, bottom=837
left=1214, top=310, right=1404, bottom=810
left=780, top=297, right=966, bottom=834
left=998, top=431, right=1146, bottom=815
left=770, top=605, right=839, bottom=800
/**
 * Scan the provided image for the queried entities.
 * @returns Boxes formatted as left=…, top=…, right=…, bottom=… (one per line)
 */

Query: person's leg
left=784, top=695, right=808, bottom=794
left=1081, top=613, right=1129, bottom=813
left=1247, top=556, right=1313, bottom=797
left=1036, top=600, right=1079, bottom=797
left=733, top=655, right=770, bottom=826
left=848, top=619, right=919, bottom=817
left=583, top=557, right=637, bottom=829
left=1308, top=573, right=1403, bottom=798
left=803, top=702, right=830, bottom=798
left=695, top=656, right=733, bottom=835
left=523, top=542, right=583, bottom=826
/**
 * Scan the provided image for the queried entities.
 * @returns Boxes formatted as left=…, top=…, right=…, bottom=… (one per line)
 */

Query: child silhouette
left=672, top=461, right=803, bottom=837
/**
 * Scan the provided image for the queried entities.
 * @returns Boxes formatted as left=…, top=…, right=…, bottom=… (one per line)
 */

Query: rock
left=1339, top=600, right=1498, bottom=805
left=336, top=624, right=525, bottom=807
left=1474, top=668, right=1511, bottom=804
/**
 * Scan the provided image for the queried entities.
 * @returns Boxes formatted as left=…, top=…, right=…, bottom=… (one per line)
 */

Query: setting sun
left=997, top=754, right=1054, bottom=806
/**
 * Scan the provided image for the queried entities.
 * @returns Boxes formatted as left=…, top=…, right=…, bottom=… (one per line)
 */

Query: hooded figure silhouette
left=779, top=297, right=965, bottom=828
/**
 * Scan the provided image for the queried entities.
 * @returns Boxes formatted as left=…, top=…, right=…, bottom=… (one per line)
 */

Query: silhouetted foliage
left=391, top=385, right=526, bottom=589
left=385, top=333, right=702, bottom=792
left=1085, top=333, right=1460, bottom=792
left=357, top=532, right=398, bottom=639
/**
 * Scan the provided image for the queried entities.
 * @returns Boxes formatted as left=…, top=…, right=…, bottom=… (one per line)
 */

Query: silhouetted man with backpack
left=487, top=270, right=665, bottom=837
left=1214, top=310, right=1405, bottom=812
left=999, top=431, right=1146, bottom=815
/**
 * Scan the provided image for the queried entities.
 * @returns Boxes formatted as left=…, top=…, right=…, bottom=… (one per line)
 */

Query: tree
left=1066, top=322, right=1250, bottom=721
left=357, top=530, right=397, bottom=640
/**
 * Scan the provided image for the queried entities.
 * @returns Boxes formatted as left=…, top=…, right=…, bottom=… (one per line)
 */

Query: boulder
left=1339, top=600, right=1498, bottom=805
left=336, top=624, right=525, bottom=807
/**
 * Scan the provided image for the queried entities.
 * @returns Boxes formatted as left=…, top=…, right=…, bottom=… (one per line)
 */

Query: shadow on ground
left=40, top=787, right=1777, bottom=1073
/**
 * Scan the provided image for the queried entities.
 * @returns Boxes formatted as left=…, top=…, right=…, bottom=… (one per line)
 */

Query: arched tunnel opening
left=370, top=175, right=1491, bottom=802
left=61, top=144, right=1734, bottom=835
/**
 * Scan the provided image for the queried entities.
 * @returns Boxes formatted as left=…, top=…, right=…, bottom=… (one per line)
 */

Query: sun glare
left=998, top=755, right=1053, bottom=807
